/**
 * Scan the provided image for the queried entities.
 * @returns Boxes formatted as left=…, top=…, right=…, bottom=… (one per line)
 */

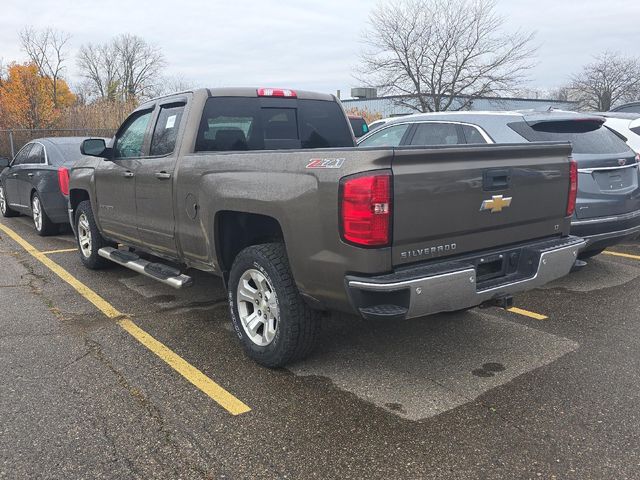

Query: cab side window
left=358, top=124, right=411, bottom=147
left=12, top=144, right=33, bottom=166
left=114, top=110, right=153, bottom=159
left=150, top=104, right=186, bottom=156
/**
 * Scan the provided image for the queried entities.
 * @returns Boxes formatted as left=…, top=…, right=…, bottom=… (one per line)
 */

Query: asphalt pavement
left=1, top=215, right=640, bottom=479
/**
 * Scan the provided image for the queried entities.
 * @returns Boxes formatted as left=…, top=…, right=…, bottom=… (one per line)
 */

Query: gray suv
left=358, top=111, right=640, bottom=257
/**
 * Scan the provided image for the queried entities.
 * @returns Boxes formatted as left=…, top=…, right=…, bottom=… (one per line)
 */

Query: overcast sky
left=1, top=0, right=639, bottom=98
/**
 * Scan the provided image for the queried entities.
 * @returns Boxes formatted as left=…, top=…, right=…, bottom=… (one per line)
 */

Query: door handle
left=122, top=171, right=135, bottom=178
left=155, top=172, right=172, bottom=180
left=27, top=173, right=34, bottom=177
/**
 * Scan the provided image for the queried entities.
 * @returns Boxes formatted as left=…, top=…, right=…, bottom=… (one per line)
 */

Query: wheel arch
left=69, top=189, right=91, bottom=219
left=214, top=210, right=286, bottom=282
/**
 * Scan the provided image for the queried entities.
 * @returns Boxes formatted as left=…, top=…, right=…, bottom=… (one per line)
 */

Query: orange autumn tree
left=0, top=62, right=75, bottom=129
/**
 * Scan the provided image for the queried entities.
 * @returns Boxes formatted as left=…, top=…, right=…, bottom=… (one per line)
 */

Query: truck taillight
left=257, top=88, right=297, bottom=98
left=567, top=158, right=577, bottom=217
left=57, top=167, right=70, bottom=196
left=340, top=172, right=391, bottom=247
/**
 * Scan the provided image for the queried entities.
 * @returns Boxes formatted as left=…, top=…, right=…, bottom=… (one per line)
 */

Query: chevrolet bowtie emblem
left=480, top=195, right=512, bottom=213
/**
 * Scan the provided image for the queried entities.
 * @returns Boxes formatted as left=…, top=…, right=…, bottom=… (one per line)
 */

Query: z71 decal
left=306, top=158, right=345, bottom=169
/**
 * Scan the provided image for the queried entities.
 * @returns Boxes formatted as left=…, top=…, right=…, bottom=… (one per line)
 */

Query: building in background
left=340, top=88, right=577, bottom=118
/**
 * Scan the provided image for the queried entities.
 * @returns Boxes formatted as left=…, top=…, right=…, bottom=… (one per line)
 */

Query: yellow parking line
left=0, top=222, right=251, bottom=416
left=603, top=250, right=640, bottom=261
left=40, top=248, right=78, bottom=255
left=507, top=307, right=548, bottom=321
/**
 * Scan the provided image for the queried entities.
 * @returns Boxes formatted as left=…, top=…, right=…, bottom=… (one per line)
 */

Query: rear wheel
left=228, top=243, right=320, bottom=368
left=0, top=185, right=19, bottom=217
left=31, top=192, right=58, bottom=236
left=75, top=200, right=112, bottom=269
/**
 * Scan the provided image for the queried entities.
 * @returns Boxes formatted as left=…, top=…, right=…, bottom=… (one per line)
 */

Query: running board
left=98, top=247, right=193, bottom=289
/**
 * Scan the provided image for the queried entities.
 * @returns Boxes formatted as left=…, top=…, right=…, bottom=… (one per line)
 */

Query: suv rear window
left=508, top=120, right=631, bottom=155
left=195, top=97, right=354, bottom=152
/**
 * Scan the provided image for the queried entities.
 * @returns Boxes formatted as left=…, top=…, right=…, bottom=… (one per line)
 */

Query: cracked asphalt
left=2, top=215, right=640, bottom=479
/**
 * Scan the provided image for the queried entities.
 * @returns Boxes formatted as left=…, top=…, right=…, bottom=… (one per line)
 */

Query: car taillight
left=340, top=172, right=391, bottom=247
left=57, top=167, right=69, bottom=196
left=567, top=158, right=577, bottom=217
left=257, top=88, right=297, bottom=98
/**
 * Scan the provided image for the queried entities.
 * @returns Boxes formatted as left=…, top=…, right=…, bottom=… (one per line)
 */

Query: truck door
left=94, top=108, right=154, bottom=244
left=134, top=101, right=186, bottom=255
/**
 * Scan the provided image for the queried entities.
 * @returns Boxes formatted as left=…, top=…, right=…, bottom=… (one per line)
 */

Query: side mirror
left=81, top=138, right=111, bottom=159
left=0, top=157, right=9, bottom=171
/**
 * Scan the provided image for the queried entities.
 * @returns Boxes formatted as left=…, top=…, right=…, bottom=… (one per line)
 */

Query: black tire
left=74, top=200, right=113, bottom=269
left=31, top=191, right=58, bottom=236
left=228, top=243, right=320, bottom=368
left=578, top=247, right=605, bottom=260
left=0, top=184, right=19, bottom=217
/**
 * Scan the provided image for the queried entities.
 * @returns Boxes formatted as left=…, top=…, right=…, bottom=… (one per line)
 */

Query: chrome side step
left=98, top=247, right=193, bottom=289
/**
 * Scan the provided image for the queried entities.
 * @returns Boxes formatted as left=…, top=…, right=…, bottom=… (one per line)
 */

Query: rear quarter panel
left=175, top=148, right=395, bottom=311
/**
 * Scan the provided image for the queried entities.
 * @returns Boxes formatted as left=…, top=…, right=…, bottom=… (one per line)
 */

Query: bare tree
left=77, top=34, right=165, bottom=102
left=114, top=34, right=166, bottom=101
left=569, top=52, right=640, bottom=111
left=77, top=42, right=120, bottom=101
left=19, top=26, right=71, bottom=106
left=149, top=74, right=195, bottom=98
left=357, top=0, right=536, bottom=112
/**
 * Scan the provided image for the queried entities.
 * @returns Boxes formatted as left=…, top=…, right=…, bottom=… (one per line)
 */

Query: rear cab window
left=195, top=96, right=354, bottom=152
left=508, top=120, right=631, bottom=154
left=151, top=103, right=186, bottom=156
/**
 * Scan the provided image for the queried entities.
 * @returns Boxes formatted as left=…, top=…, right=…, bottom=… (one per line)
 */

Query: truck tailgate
left=392, top=143, right=573, bottom=266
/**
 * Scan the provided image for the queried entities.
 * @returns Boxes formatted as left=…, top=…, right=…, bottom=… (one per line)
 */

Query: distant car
left=367, top=117, right=395, bottom=132
left=358, top=110, right=640, bottom=258
left=0, top=137, right=105, bottom=236
left=593, top=112, right=640, bottom=153
left=610, top=101, right=640, bottom=114
left=347, top=115, right=369, bottom=138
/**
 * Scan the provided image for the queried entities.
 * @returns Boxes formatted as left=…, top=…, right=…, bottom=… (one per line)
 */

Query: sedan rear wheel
left=31, top=192, right=57, bottom=236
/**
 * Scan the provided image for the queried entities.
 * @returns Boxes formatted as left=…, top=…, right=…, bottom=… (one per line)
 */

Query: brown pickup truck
left=68, top=87, right=584, bottom=367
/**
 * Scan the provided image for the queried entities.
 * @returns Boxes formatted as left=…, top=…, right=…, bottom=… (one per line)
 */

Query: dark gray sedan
left=0, top=137, right=101, bottom=236
left=358, top=111, right=640, bottom=258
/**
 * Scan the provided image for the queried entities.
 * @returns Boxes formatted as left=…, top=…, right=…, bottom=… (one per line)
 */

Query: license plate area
left=474, top=254, right=507, bottom=282
left=593, top=167, right=636, bottom=191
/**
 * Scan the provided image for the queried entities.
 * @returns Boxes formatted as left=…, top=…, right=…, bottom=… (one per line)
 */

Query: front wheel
left=228, top=243, right=320, bottom=368
left=74, top=200, right=112, bottom=269
left=0, top=185, right=19, bottom=217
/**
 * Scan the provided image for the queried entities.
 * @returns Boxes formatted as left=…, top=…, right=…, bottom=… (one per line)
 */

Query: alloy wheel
left=0, top=186, right=6, bottom=215
left=236, top=268, right=280, bottom=346
left=77, top=213, right=92, bottom=258
left=32, top=196, right=42, bottom=232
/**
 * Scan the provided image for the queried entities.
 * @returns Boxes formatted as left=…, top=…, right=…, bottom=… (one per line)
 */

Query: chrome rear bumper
left=347, top=236, right=585, bottom=320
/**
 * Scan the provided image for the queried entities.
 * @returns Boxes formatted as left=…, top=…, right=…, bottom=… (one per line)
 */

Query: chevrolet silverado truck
left=68, top=87, right=584, bottom=367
